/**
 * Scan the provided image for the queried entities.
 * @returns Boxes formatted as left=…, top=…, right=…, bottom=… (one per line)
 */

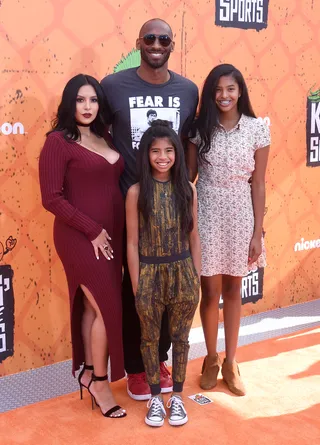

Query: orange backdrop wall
left=0, top=0, right=319, bottom=376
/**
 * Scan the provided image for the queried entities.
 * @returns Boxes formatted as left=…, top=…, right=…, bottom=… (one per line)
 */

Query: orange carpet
left=1, top=327, right=320, bottom=445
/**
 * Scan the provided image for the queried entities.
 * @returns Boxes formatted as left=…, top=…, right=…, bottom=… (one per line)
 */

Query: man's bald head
left=139, top=19, right=173, bottom=39
left=136, top=18, right=175, bottom=72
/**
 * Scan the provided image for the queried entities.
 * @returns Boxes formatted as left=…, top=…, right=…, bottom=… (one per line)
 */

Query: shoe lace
left=167, top=396, right=186, bottom=416
left=147, top=397, right=166, bottom=417
left=160, top=362, right=170, bottom=377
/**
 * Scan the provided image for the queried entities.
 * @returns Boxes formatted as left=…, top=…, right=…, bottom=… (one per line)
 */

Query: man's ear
left=136, top=38, right=141, bottom=50
left=171, top=41, right=175, bottom=52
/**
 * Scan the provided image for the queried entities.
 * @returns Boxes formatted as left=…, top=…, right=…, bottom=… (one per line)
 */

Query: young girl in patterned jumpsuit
left=126, top=120, right=201, bottom=427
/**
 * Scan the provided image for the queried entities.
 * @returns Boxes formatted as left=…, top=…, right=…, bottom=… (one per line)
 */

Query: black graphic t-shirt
left=101, top=68, right=199, bottom=195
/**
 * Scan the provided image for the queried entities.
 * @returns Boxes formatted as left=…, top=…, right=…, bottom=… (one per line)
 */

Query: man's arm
left=100, top=75, right=115, bottom=126
left=181, top=82, right=199, bottom=136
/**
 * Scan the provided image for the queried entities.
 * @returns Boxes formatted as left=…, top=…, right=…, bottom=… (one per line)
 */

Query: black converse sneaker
left=167, top=395, right=188, bottom=426
left=145, top=395, right=166, bottom=427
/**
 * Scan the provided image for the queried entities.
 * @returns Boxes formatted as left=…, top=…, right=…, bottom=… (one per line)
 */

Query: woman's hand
left=91, top=229, right=113, bottom=260
left=248, top=235, right=262, bottom=265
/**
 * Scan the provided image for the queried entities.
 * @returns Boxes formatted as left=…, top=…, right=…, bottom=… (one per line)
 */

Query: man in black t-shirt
left=101, top=18, right=198, bottom=401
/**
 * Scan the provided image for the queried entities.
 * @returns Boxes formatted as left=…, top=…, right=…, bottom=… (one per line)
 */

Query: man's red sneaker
left=127, top=372, right=151, bottom=401
left=160, top=362, right=173, bottom=393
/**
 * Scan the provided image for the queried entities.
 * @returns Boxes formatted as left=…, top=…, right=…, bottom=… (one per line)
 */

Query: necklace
left=153, top=177, right=171, bottom=199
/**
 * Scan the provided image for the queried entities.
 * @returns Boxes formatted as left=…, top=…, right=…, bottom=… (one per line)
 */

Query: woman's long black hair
left=47, top=74, right=106, bottom=141
left=192, top=64, right=256, bottom=163
left=137, top=120, right=194, bottom=234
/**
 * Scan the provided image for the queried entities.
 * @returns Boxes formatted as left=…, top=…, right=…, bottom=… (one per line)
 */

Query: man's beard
left=140, top=48, right=171, bottom=69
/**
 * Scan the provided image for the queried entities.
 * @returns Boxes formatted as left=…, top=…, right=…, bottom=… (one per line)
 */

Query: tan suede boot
left=200, top=354, right=222, bottom=390
left=221, top=359, right=246, bottom=396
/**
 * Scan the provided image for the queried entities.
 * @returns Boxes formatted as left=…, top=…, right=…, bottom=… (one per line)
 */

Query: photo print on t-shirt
left=128, top=95, right=181, bottom=150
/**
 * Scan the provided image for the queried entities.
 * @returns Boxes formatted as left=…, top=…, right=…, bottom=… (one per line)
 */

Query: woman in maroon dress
left=39, top=74, right=126, bottom=418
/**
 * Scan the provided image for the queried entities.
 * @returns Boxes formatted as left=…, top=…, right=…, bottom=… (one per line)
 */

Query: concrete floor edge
left=0, top=299, right=319, bottom=413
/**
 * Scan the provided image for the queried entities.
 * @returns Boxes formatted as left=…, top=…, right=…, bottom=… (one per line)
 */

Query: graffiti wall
left=0, top=0, right=319, bottom=375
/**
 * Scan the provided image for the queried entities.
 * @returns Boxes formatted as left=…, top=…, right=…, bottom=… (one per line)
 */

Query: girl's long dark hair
left=137, top=120, right=194, bottom=234
left=47, top=74, right=106, bottom=141
left=192, top=64, right=256, bottom=163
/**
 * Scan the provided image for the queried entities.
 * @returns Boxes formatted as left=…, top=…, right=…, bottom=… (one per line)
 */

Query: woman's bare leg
left=80, top=285, right=125, bottom=417
left=200, top=275, right=222, bottom=356
left=222, top=276, right=242, bottom=362
left=80, top=295, right=95, bottom=387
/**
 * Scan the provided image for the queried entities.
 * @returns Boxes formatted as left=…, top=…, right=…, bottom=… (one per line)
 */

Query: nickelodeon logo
left=294, top=237, right=320, bottom=252
left=0, top=122, right=25, bottom=135
left=257, top=116, right=271, bottom=127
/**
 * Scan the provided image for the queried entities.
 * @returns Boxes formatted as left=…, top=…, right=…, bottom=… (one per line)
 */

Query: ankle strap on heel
left=92, top=373, right=108, bottom=382
left=83, top=364, right=94, bottom=371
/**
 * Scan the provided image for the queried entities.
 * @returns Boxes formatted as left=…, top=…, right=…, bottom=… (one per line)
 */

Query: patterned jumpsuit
left=135, top=178, right=200, bottom=395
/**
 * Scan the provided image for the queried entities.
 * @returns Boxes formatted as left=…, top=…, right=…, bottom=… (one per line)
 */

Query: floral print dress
left=190, top=114, right=270, bottom=277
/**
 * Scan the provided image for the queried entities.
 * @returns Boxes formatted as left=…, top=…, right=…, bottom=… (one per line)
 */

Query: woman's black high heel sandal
left=88, top=373, right=127, bottom=418
left=78, top=364, right=94, bottom=400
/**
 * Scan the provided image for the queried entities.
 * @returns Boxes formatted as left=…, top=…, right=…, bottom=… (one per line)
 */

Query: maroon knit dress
left=39, top=131, right=125, bottom=381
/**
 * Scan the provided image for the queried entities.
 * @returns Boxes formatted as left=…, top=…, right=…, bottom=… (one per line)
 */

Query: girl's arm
left=126, top=184, right=140, bottom=295
left=186, top=141, right=199, bottom=183
left=249, top=145, right=270, bottom=265
left=189, top=183, right=201, bottom=277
